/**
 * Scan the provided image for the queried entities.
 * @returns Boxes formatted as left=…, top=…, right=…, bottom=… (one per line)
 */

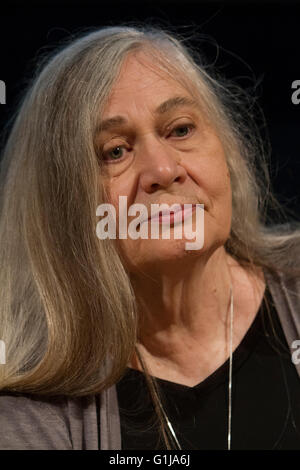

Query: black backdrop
left=0, top=0, right=299, bottom=221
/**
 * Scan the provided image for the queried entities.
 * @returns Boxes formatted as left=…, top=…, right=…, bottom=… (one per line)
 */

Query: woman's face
left=96, top=52, right=232, bottom=273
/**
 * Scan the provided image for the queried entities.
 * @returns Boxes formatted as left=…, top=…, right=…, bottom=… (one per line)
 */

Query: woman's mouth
left=148, top=204, right=197, bottom=225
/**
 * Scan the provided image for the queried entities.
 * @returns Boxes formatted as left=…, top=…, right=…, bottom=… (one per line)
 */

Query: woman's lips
left=148, top=204, right=196, bottom=225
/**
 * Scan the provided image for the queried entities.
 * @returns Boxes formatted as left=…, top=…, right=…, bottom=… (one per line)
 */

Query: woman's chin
left=120, top=237, right=210, bottom=274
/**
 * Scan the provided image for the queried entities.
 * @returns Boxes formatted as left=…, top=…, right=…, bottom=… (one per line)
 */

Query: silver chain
left=228, top=285, right=234, bottom=450
left=163, top=285, right=234, bottom=450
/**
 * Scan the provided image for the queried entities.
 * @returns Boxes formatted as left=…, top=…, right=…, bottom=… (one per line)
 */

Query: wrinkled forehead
left=102, top=50, right=203, bottom=117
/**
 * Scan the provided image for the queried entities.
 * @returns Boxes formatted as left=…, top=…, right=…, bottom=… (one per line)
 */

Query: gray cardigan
left=0, top=266, right=300, bottom=450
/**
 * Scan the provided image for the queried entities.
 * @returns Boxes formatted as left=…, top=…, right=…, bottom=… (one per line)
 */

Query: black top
left=116, top=285, right=300, bottom=449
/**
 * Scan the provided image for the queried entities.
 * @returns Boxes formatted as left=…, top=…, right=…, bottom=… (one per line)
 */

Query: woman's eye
left=103, top=146, right=126, bottom=161
left=169, top=124, right=194, bottom=138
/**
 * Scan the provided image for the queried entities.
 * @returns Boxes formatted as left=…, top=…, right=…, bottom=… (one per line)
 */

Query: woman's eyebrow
left=97, top=95, right=198, bottom=133
left=98, top=116, right=127, bottom=132
left=155, top=95, right=198, bottom=114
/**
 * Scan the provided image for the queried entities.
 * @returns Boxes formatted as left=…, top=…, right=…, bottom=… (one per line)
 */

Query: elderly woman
left=0, top=25, right=300, bottom=450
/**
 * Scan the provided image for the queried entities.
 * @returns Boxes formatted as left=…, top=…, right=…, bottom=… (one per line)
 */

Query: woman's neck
left=128, top=247, right=266, bottom=386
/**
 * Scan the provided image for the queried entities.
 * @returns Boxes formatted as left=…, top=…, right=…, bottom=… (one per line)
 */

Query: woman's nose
left=138, top=137, right=187, bottom=194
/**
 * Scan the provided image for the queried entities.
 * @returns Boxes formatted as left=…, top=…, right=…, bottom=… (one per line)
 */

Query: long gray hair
left=0, top=25, right=299, bottom=414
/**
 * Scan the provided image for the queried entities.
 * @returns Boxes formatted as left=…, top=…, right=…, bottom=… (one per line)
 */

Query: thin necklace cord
left=155, top=285, right=234, bottom=450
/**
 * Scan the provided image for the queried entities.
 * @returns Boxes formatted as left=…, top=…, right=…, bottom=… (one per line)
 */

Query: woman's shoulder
left=0, top=391, right=99, bottom=450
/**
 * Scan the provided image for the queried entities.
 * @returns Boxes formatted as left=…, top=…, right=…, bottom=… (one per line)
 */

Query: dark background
left=0, top=0, right=299, bottom=221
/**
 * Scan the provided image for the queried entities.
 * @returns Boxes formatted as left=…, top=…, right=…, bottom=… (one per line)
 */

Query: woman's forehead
left=103, top=53, right=197, bottom=116
left=118, top=62, right=181, bottom=90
